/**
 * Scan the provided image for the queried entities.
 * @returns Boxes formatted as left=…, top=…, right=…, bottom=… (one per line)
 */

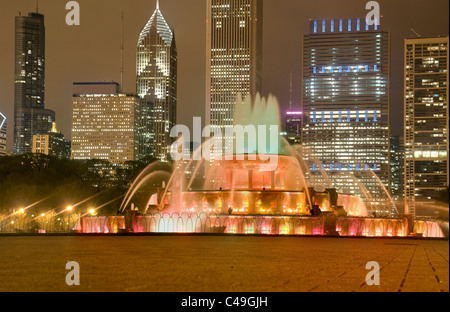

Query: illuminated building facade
left=0, top=112, right=7, bottom=156
left=206, top=0, right=263, bottom=155
left=14, top=12, right=55, bottom=155
left=404, top=37, right=449, bottom=217
left=302, top=18, right=391, bottom=215
left=136, top=1, right=177, bottom=162
left=32, top=122, right=71, bottom=159
left=284, top=111, right=302, bottom=145
left=390, top=135, right=404, bottom=207
left=71, top=82, right=140, bottom=165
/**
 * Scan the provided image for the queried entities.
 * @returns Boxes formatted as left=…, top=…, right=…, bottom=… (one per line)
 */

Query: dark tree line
left=0, top=154, right=156, bottom=216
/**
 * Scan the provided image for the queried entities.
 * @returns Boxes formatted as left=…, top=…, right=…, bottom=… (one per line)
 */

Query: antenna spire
left=120, top=11, right=124, bottom=92
left=36, top=0, right=39, bottom=13
left=289, top=73, right=293, bottom=110
left=156, top=0, right=160, bottom=10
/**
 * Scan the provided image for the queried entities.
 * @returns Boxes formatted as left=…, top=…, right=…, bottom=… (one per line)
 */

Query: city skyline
left=0, top=0, right=448, bottom=153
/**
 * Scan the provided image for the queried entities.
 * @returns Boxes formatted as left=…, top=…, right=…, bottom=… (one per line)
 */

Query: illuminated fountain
left=120, top=94, right=368, bottom=218
left=76, top=93, right=447, bottom=238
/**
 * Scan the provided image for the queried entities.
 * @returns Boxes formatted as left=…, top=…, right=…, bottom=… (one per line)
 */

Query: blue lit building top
left=310, top=17, right=380, bottom=34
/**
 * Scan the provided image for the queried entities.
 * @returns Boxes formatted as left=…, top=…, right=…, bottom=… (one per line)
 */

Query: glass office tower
left=14, top=12, right=55, bottom=155
left=302, top=18, right=391, bottom=216
left=206, top=0, right=263, bottom=156
left=136, top=1, right=177, bottom=161
left=404, top=37, right=449, bottom=217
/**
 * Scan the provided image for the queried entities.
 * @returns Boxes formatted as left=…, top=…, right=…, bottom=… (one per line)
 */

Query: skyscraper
left=0, top=112, right=7, bottom=156
left=404, top=37, right=449, bottom=217
left=71, top=82, right=140, bottom=165
left=284, top=111, right=302, bottom=145
left=302, top=18, right=391, bottom=216
left=136, top=1, right=177, bottom=162
left=206, top=0, right=263, bottom=154
left=390, top=135, right=404, bottom=207
left=14, top=12, right=55, bottom=155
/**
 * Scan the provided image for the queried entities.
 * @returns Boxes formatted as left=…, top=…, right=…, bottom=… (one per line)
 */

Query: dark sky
left=0, top=0, right=448, bottom=152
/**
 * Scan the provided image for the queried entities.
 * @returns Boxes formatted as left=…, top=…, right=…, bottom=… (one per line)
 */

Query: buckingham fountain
left=76, top=94, right=447, bottom=238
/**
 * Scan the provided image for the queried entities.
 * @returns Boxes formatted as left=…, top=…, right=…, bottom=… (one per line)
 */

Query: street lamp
left=18, top=208, right=25, bottom=232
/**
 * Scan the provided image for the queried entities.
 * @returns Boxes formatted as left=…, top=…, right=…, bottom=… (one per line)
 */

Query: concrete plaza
left=0, top=235, right=448, bottom=292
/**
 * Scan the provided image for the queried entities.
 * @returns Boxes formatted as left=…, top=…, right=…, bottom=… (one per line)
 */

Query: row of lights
left=13, top=206, right=96, bottom=216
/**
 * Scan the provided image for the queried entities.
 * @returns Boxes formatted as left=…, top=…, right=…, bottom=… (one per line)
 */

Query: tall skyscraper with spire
left=206, top=0, right=263, bottom=155
left=14, top=11, right=55, bottom=155
left=136, top=0, right=177, bottom=161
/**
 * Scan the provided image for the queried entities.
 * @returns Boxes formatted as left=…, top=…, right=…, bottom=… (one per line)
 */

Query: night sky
left=0, top=0, right=448, bottom=152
